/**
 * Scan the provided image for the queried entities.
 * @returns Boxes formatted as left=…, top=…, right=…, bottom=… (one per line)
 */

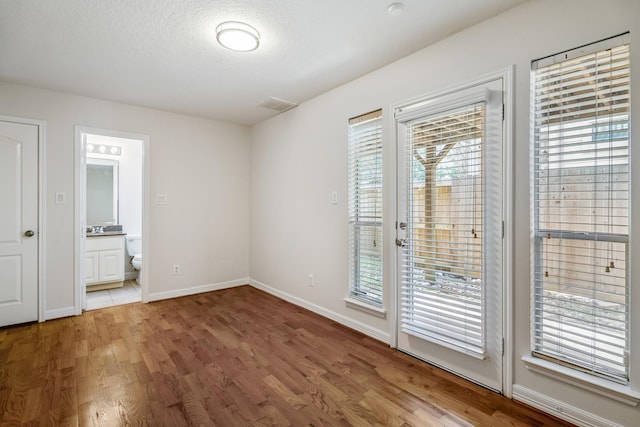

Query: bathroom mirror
left=86, top=158, right=119, bottom=225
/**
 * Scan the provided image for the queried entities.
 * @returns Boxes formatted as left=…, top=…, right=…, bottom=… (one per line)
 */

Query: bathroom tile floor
left=85, top=279, right=141, bottom=310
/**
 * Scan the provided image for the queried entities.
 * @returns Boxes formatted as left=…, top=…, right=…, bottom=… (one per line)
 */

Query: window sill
left=522, top=355, right=640, bottom=406
left=344, top=297, right=386, bottom=319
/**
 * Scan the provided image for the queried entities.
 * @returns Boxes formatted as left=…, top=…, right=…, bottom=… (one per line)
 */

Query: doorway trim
left=0, top=114, right=46, bottom=322
left=389, top=66, right=514, bottom=397
left=74, top=126, right=150, bottom=314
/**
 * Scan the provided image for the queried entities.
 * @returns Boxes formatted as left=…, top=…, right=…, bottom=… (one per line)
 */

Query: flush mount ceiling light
left=216, top=21, right=260, bottom=52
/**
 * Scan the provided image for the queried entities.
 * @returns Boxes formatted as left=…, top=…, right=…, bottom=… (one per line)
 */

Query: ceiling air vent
left=258, top=97, right=298, bottom=113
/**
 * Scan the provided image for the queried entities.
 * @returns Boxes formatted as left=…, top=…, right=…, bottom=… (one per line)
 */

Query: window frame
left=347, top=109, right=384, bottom=309
left=529, top=33, right=633, bottom=389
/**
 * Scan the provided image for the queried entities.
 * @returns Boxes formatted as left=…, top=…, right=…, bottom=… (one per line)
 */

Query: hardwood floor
left=0, top=285, right=572, bottom=426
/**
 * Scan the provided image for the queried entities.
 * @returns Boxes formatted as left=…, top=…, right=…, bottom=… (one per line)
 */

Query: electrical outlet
left=307, top=273, right=314, bottom=287
left=172, top=264, right=181, bottom=275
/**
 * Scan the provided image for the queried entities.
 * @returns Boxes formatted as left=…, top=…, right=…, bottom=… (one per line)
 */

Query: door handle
left=24, top=230, right=35, bottom=237
left=395, top=238, right=407, bottom=247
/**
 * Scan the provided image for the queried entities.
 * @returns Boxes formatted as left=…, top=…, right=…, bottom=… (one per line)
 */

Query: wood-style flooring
left=0, top=285, right=572, bottom=426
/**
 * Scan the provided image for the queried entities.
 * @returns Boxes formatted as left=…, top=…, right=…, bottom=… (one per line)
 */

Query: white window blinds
left=400, top=102, right=488, bottom=357
left=348, top=110, right=383, bottom=305
left=531, top=34, right=631, bottom=383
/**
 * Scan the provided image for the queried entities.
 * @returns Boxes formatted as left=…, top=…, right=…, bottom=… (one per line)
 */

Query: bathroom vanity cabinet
left=86, top=234, right=125, bottom=290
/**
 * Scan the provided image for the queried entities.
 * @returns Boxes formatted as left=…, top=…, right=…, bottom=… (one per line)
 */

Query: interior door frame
left=388, top=67, right=514, bottom=397
left=74, top=126, right=150, bottom=313
left=0, top=114, right=47, bottom=322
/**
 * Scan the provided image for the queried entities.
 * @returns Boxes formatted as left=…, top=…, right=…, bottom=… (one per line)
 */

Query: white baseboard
left=513, top=384, right=622, bottom=427
left=146, top=277, right=249, bottom=302
left=249, top=278, right=390, bottom=344
left=45, top=306, right=77, bottom=321
left=125, top=271, right=138, bottom=281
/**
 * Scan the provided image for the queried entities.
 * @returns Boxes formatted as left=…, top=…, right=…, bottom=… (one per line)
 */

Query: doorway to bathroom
left=74, top=126, right=149, bottom=313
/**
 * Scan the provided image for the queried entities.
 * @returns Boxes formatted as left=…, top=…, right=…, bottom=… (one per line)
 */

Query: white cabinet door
left=86, top=236, right=125, bottom=286
left=99, top=249, right=123, bottom=283
left=86, top=251, right=99, bottom=284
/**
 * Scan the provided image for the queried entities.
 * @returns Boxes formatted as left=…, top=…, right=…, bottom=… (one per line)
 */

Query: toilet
left=125, top=235, right=142, bottom=284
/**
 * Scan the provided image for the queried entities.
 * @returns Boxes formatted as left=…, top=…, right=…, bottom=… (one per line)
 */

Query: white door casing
left=0, top=120, right=39, bottom=327
left=395, top=77, right=506, bottom=392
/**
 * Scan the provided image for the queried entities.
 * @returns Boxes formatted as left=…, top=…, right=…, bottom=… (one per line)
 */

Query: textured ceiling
left=0, top=0, right=527, bottom=125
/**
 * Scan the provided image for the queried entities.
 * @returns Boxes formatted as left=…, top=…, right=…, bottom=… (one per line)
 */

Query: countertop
left=86, top=231, right=127, bottom=237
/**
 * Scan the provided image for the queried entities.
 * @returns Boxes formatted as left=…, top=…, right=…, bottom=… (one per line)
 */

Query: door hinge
left=502, top=220, right=505, bottom=238
left=501, top=338, right=505, bottom=356
left=501, top=104, right=505, bottom=121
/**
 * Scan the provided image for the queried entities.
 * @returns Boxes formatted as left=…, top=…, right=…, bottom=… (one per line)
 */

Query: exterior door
left=395, top=78, right=504, bottom=391
left=0, top=119, right=39, bottom=327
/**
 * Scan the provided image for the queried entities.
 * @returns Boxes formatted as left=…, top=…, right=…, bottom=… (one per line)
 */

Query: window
left=531, top=34, right=631, bottom=384
left=348, top=110, right=383, bottom=306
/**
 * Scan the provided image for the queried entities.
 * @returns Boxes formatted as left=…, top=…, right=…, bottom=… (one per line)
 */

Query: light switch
left=156, top=194, right=168, bottom=205
left=331, top=191, right=338, bottom=205
left=55, top=192, right=65, bottom=205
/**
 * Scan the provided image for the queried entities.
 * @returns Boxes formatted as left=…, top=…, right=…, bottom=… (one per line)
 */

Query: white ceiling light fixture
left=86, top=143, right=121, bottom=156
left=216, top=21, right=260, bottom=52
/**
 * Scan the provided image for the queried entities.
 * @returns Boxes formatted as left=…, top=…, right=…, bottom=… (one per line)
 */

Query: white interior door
left=395, top=78, right=504, bottom=392
left=0, top=119, right=39, bottom=327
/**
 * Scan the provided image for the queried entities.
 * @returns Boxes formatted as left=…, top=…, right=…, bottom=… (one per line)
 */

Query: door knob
left=24, top=230, right=35, bottom=237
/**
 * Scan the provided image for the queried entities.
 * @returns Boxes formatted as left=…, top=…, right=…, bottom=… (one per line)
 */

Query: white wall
left=117, top=137, right=143, bottom=237
left=0, top=81, right=251, bottom=314
left=250, top=0, right=640, bottom=425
